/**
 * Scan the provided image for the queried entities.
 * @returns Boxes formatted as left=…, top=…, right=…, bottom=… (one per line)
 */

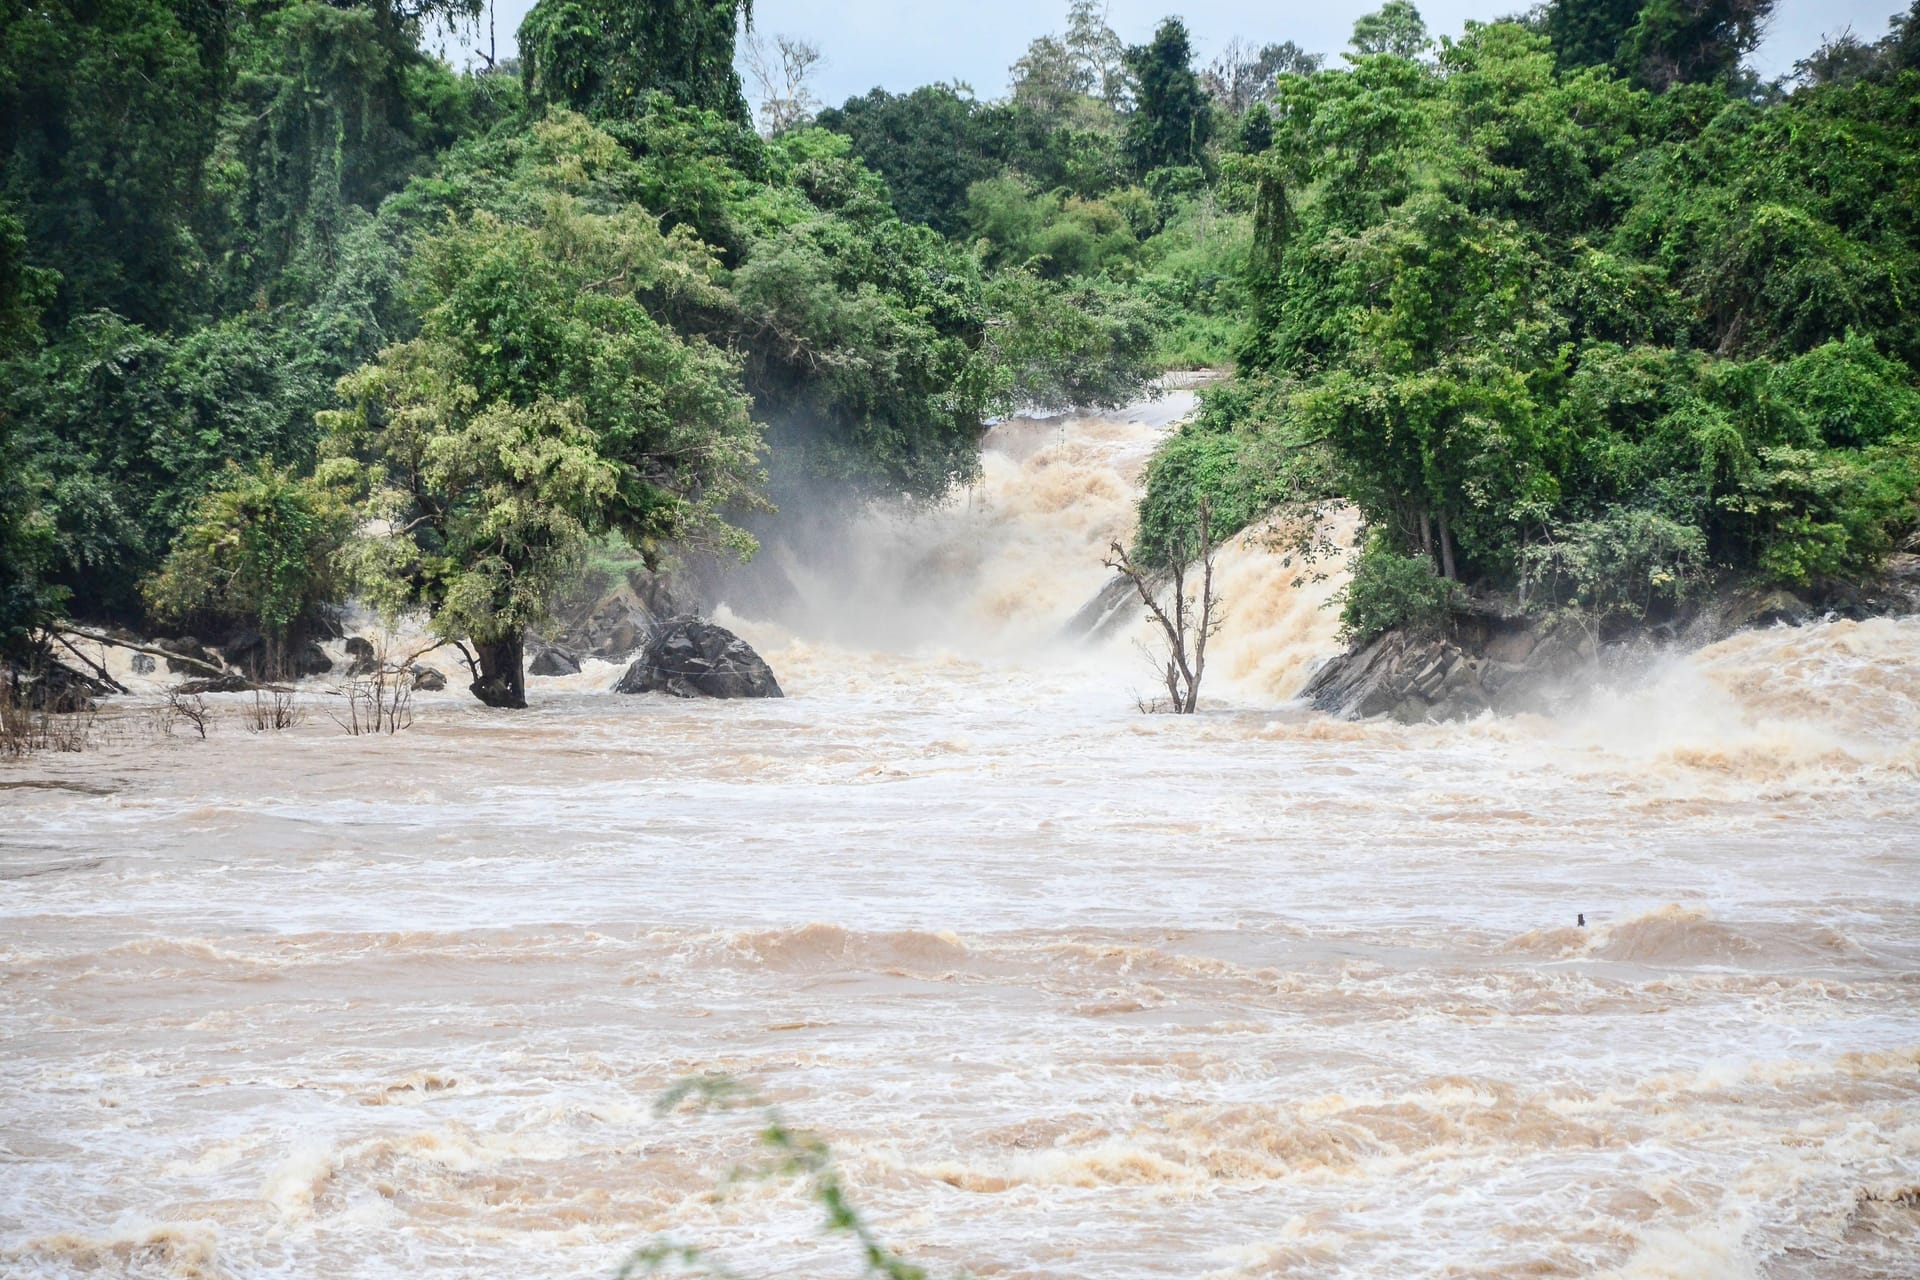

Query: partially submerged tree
left=320, top=181, right=763, bottom=708
left=1104, top=498, right=1220, bottom=714
left=143, top=460, right=353, bottom=675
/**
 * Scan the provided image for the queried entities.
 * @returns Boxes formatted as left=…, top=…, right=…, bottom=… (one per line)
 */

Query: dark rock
left=603, top=619, right=640, bottom=658
left=1718, top=589, right=1810, bottom=634
left=1304, top=562, right=1920, bottom=723
left=221, top=628, right=267, bottom=674
left=548, top=565, right=688, bottom=660
left=164, top=637, right=215, bottom=675
left=130, top=653, right=156, bottom=675
left=1063, top=568, right=1172, bottom=642
left=528, top=646, right=581, bottom=677
left=1301, top=618, right=1598, bottom=724
left=291, top=642, right=332, bottom=677
left=343, top=636, right=377, bottom=676
left=613, top=616, right=783, bottom=699
left=408, top=665, right=447, bottom=692
left=173, top=674, right=253, bottom=695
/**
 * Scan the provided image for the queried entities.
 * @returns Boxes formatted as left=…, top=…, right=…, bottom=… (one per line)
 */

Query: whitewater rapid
left=3, top=391, right=1919, bottom=1279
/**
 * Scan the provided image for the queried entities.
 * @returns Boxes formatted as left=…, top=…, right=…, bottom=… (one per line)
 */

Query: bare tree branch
left=53, top=626, right=230, bottom=678
left=1101, top=497, right=1220, bottom=714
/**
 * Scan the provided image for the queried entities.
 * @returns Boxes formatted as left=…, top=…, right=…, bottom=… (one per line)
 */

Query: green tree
left=519, top=0, right=754, bottom=124
left=320, top=196, right=763, bottom=707
left=0, top=0, right=228, bottom=329
left=1621, top=0, right=1776, bottom=90
left=1350, top=1, right=1431, bottom=59
left=815, top=86, right=998, bottom=235
left=143, top=461, right=353, bottom=670
left=1540, top=0, right=1645, bottom=72
left=1124, top=18, right=1213, bottom=175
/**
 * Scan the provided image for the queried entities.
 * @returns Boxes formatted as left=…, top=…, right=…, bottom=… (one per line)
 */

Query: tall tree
left=1621, top=0, right=1777, bottom=90
left=815, top=86, right=997, bottom=234
left=519, top=0, right=754, bottom=123
left=1350, top=1, right=1431, bottom=59
left=1124, top=17, right=1212, bottom=174
left=320, top=181, right=763, bottom=708
left=1203, top=39, right=1324, bottom=113
left=1062, top=0, right=1130, bottom=109
left=742, top=30, right=821, bottom=135
left=1540, top=0, right=1646, bottom=72
left=0, top=0, right=229, bottom=329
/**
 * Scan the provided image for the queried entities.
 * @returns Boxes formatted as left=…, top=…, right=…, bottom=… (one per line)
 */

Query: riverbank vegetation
left=4, top=0, right=1918, bottom=707
left=0, top=0, right=1159, bottom=701
left=1138, top=0, right=1920, bottom=642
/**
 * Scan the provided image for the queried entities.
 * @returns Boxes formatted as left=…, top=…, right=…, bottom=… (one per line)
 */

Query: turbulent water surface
left=4, top=393, right=1920, bottom=1280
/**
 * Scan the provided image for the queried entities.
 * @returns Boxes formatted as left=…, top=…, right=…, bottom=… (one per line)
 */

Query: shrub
left=143, top=461, right=351, bottom=665
left=1338, top=537, right=1459, bottom=645
left=1519, top=505, right=1710, bottom=617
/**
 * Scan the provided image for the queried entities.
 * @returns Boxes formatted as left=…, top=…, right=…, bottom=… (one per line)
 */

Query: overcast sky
left=448, top=0, right=1904, bottom=107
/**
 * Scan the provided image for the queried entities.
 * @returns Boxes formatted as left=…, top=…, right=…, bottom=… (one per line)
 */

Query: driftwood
left=53, top=625, right=231, bottom=678
left=48, top=631, right=129, bottom=695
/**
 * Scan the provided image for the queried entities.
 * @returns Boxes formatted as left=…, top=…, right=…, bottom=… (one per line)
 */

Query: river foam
left=4, top=390, right=1918, bottom=1279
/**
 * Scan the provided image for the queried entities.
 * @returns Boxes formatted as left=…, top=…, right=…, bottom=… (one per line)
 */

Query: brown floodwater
left=4, top=394, right=1919, bottom=1279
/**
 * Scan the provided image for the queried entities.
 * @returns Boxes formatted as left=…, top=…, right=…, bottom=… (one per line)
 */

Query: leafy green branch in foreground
left=620, top=1076, right=930, bottom=1280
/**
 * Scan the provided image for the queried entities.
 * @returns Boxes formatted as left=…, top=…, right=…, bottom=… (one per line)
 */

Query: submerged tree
left=143, top=460, right=353, bottom=675
left=1104, top=498, right=1220, bottom=714
left=320, top=172, right=763, bottom=708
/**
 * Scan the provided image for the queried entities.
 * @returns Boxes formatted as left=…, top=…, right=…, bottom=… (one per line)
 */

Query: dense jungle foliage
left=1125, top=0, right=1920, bottom=641
left=4, top=0, right=1919, bottom=695
left=0, top=0, right=1157, bottom=695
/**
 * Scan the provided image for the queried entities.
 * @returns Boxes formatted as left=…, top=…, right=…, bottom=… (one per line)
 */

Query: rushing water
left=4, top=393, right=1920, bottom=1280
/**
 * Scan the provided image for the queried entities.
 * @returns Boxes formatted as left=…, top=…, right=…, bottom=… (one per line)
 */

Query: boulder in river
left=220, top=628, right=268, bottom=675
left=1301, top=612, right=1597, bottom=724
left=163, top=637, right=215, bottom=675
left=130, top=653, right=156, bottom=675
left=291, top=641, right=332, bottom=677
left=343, top=636, right=377, bottom=676
left=528, top=646, right=581, bottom=677
left=613, top=617, right=783, bottom=699
left=408, top=665, right=448, bottom=692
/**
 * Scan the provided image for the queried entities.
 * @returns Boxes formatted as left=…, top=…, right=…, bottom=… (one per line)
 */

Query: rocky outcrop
left=291, top=642, right=332, bottom=677
left=4, top=658, right=105, bottom=712
left=545, top=566, right=685, bottom=662
left=1063, top=568, right=1171, bottom=641
left=613, top=617, right=783, bottom=699
left=172, top=674, right=254, bottom=695
left=163, top=637, right=217, bottom=675
left=1301, top=619, right=1597, bottom=723
left=1301, top=554, right=1920, bottom=724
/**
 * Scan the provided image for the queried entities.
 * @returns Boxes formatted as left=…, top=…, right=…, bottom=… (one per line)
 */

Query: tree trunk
left=469, top=631, right=526, bottom=709
left=1437, top=514, right=1458, bottom=582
